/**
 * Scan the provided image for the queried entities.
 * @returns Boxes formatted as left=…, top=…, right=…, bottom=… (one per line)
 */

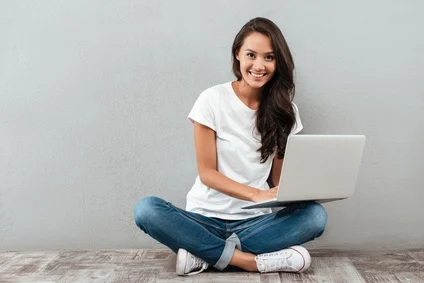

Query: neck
left=233, top=80, right=262, bottom=108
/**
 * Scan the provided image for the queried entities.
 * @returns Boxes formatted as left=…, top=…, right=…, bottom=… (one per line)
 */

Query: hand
left=251, top=186, right=278, bottom=203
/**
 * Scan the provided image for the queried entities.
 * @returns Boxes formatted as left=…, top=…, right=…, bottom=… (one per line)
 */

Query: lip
left=249, top=71, right=266, bottom=79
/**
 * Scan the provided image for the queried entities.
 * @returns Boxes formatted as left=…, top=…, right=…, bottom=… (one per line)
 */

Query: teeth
left=250, top=72, right=265, bottom=78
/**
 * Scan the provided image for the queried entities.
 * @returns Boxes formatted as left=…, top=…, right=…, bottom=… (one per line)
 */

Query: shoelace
left=186, top=256, right=208, bottom=276
left=257, top=254, right=298, bottom=273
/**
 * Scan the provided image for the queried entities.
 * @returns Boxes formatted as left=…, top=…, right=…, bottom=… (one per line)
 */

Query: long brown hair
left=232, top=17, right=297, bottom=163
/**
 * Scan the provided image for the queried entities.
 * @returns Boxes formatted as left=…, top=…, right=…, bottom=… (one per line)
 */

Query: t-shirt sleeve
left=290, top=102, right=303, bottom=135
left=187, top=90, right=216, bottom=131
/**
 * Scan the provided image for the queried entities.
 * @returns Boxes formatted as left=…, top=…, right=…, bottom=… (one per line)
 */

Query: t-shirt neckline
left=228, top=81, right=258, bottom=114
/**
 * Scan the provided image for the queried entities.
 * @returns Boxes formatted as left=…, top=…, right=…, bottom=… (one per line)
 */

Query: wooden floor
left=0, top=249, right=423, bottom=283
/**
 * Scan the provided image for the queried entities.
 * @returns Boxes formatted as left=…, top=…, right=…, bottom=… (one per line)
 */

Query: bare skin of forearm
left=199, top=169, right=277, bottom=203
left=271, top=157, right=283, bottom=187
left=199, top=169, right=257, bottom=201
left=272, top=175, right=280, bottom=188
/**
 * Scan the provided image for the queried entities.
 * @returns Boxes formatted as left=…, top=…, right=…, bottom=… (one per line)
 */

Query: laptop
left=242, top=135, right=366, bottom=209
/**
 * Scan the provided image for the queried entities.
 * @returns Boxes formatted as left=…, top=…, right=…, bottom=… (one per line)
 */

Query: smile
left=249, top=71, right=266, bottom=78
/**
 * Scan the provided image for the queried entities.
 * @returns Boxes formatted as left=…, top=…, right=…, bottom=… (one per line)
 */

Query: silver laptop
left=242, top=135, right=366, bottom=209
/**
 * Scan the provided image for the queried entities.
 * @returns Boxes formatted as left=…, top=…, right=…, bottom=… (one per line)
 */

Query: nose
left=252, top=58, right=265, bottom=71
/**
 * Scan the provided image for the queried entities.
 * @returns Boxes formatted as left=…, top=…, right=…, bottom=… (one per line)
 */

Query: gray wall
left=1, top=0, right=423, bottom=251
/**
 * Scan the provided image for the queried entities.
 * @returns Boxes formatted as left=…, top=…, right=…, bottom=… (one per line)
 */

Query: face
left=236, top=32, right=276, bottom=89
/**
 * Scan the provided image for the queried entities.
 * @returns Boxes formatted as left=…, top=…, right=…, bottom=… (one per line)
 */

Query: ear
left=235, top=50, right=240, bottom=61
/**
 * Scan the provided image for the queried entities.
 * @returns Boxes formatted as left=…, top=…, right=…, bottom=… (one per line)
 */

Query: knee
left=134, top=196, right=164, bottom=229
left=304, top=202, right=327, bottom=236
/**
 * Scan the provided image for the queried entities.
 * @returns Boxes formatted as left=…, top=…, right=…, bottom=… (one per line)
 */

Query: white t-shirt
left=186, top=81, right=303, bottom=220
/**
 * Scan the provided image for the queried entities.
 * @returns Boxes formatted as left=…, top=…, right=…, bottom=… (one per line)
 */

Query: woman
left=134, top=17, right=327, bottom=276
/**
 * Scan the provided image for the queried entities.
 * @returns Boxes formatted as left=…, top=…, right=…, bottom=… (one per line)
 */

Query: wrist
left=247, top=187, right=260, bottom=202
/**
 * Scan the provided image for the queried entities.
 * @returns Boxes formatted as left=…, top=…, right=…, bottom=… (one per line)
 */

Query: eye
left=265, top=55, right=275, bottom=61
left=246, top=52, right=255, bottom=58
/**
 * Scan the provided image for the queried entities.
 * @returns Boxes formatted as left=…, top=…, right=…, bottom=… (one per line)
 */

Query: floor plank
left=359, top=272, right=401, bottom=283
left=394, top=272, right=424, bottom=282
left=0, top=249, right=423, bottom=283
left=312, top=257, right=366, bottom=282
left=259, top=273, right=283, bottom=283
left=278, top=271, right=317, bottom=283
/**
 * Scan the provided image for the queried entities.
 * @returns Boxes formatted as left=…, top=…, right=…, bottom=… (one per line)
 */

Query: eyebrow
left=245, top=49, right=274, bottom=55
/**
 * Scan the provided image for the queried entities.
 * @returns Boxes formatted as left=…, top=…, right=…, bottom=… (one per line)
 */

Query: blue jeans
left=134, top=196, right=327, bottom=270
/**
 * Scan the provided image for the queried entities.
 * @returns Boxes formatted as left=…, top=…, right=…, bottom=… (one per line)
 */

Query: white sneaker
left=176, top=248, right=209, bottom=276
left=255, top=246, right=311, bottom=273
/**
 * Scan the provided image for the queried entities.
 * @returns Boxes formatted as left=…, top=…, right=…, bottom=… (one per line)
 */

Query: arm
left=194, top=122, right=276, bottom=202
left=271, top=153, right=283, bottom=187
